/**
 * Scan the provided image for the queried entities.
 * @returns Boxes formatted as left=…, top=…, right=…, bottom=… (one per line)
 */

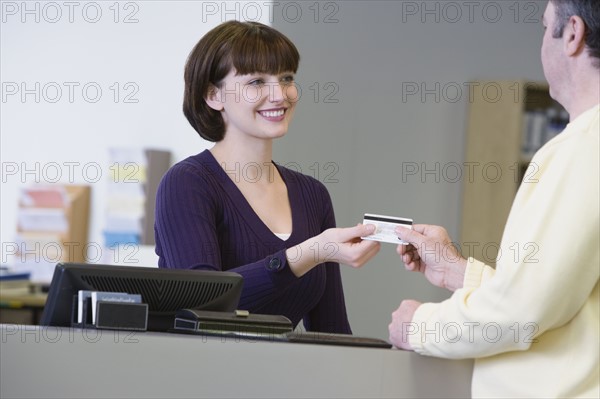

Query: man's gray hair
left=551, top=0, right=600, bottom=67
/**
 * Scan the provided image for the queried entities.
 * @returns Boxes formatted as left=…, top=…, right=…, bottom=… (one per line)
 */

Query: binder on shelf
left=103, top=148, right=170, bottom=249
left=13, top=185, right=91, bottom=282
left=20, top=186, right=69, bottom=208
left=0, top=267, right=31, bottom=281
left=521, top=107, right=568, bottom=159
left=142, top=149, right=171, bottom=245
left=17, top=208, right=68, bottom=233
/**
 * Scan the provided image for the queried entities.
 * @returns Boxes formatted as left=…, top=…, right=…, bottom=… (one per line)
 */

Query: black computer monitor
left=40, top=263, right=243, bottom=332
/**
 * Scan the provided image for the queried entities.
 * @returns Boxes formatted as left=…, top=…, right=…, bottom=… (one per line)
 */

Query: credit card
left=361, top=213, right=413, bottom=245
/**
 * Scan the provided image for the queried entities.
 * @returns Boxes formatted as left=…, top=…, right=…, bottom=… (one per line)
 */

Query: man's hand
left=388, top=299, right=422, bottom=350
left=395, top=224, right=467, bottom=292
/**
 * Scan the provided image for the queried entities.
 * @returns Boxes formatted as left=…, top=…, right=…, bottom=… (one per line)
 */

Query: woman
left=155, top=21, right=380, bottom=333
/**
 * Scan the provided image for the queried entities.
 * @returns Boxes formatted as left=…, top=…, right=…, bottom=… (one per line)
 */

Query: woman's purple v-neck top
left=154, top=150, right=351, bottom=333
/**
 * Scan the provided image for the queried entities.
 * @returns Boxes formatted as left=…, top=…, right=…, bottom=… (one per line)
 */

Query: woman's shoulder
left=163, top=150, right=219, bottom=181
left=158, top=150, right=227, bottom=196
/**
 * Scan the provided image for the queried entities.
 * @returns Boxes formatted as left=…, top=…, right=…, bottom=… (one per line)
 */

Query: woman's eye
left=248, top=79, right=264, bottom=86
left=281, top=75, right=295, bottom=83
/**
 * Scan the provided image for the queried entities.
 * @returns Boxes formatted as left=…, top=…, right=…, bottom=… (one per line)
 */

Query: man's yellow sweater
left=410, top=105, right=599, bottom=398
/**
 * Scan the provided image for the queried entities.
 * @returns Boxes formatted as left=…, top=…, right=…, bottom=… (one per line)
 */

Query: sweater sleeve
left=409, top=118, right=600, bottom=359
left=463, top=257, right=495, bottom=290
left=154, top=162, right=298, bottom=311
left=303, top=183, right=352, bottom=334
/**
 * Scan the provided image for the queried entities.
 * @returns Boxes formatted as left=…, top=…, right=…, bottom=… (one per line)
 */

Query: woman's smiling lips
left=257, top=108, right=286, bottom=121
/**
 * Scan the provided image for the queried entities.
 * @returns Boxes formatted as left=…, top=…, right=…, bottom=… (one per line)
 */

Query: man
left=389, top=1, right=599, bottom=397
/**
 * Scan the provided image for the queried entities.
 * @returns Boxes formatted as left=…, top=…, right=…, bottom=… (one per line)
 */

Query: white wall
left=2, top=1, right=548, bottom=338
left=1, top=1, right=272, bottom=272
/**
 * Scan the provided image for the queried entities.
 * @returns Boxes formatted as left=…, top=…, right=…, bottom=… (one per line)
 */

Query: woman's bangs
left=231, top=35, right=299, bottom=75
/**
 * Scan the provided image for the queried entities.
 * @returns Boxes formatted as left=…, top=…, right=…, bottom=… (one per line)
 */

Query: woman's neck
left=210, top=137, right=277, bottom=185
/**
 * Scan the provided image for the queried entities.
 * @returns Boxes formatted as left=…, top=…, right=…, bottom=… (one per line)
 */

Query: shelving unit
left=460, top=80, right=566, bottom=265
left=15, top=184, right=91, bottom=280
left=103, top=148, right=171, bottom=248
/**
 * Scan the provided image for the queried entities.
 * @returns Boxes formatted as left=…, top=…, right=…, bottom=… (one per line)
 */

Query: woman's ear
left=205, top=85, right=224, bottom=111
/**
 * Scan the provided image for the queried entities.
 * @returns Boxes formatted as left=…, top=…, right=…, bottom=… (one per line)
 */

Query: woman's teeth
left=259, top=109, right=284, bottom=117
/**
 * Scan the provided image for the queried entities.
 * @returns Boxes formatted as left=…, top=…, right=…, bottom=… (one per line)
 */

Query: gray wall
left=2, top=1, right=548, bottom=339
left=272, top=0, right=547, bottom=339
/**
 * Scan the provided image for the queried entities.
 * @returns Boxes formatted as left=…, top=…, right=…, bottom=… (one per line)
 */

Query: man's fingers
left=394, top=225, right=425, bottom=246
left=410, top=224, right=429, bottom=234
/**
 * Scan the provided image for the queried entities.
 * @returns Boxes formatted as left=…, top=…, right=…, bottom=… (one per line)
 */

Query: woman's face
left=211, top=69, right=299, bottom=141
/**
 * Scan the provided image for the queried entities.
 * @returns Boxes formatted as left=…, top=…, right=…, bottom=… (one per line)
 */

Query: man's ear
left=564, top=15, right=587, bottom=57
left=205, top=85, right=224, bottom=111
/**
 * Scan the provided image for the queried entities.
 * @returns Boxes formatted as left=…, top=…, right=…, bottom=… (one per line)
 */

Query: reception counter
left=1, top=324, right=473, bottom=398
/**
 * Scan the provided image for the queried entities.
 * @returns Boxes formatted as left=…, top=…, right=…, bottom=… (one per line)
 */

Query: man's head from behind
left=542, top=0, right=600, bottom=114
left=551, top=0, right=600, bottom=67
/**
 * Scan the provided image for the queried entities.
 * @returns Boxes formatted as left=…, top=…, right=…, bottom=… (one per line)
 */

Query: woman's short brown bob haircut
left=183, top=21, right=300, bottom=142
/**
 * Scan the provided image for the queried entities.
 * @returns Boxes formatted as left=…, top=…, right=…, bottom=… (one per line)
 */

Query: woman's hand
left=286, top=224, right=381, bottom=277
left=319, top=224, right=381, bottom=267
